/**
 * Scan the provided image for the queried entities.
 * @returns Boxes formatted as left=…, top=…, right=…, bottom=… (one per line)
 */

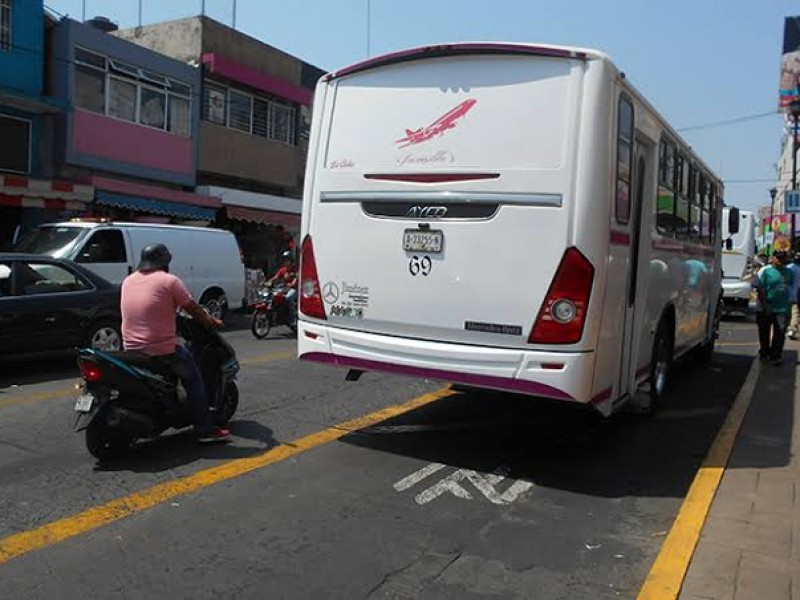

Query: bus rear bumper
left=298, top=322, right=599, bottom=405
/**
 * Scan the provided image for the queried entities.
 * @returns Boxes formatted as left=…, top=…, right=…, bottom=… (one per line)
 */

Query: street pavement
left=0, top=315, right=762, bottom=599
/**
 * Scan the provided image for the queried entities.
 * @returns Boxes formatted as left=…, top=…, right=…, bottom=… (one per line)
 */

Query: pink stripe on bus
left=300, top=352, right=575, bottom=401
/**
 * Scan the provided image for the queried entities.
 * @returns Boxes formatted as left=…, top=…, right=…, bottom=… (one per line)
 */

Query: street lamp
left=767, top=187, right=778, bottom=253
left=789, top=99, right=800, bottom=251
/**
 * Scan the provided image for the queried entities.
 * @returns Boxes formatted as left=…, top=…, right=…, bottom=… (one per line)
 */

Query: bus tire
left=698, top=298, right=723, bottom=364
left=649, top=320, right=673, bottom=404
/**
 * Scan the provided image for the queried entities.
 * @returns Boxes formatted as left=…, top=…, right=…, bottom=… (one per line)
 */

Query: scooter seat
left=104, top=351, right=175, bottom=379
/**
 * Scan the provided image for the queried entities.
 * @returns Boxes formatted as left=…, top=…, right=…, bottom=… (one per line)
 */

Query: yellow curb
left=636, top=357, right=761, bottom=600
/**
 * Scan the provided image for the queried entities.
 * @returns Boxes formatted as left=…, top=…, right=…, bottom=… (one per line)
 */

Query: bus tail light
left=299, top=235, right=327, bottom=320
left=528, top=247, right=594, bottom=345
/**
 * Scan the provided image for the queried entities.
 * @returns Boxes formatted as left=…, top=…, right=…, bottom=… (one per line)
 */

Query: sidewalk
left=679, top=350, right=800, bottom=600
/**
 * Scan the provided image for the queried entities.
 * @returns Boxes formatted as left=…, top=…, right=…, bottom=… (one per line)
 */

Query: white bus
left=297, top=43, right=738, bottom=415
left=720, top=208, right=756, bottom=315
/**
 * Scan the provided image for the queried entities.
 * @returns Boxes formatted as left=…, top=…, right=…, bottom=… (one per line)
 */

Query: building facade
left=48, top=17, right=220, bottom=224
left=116, top=16, right=324, bottom=273
left=0, top=2, right=93, bottom=249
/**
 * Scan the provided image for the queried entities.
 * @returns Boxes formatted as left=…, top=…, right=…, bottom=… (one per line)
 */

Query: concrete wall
left=200, top=18, right=300, bottom=85
left=113, top=17, right=203, bottom=65
left=198, top=121, right=303, bottom=191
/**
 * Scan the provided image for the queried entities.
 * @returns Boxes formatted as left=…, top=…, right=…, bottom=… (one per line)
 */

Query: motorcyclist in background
left=120, top=244, right=230, bottom=443
left=266, top=250, right=298, bottom=322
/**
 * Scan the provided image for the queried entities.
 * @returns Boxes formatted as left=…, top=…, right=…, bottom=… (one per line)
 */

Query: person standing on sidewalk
left=754, top=250, right=794, bottom=365
left=786, top=252, right=800, bottom=340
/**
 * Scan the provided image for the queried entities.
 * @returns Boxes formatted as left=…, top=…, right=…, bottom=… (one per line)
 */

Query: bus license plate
left=74, top=393, right=94, bottom=413
left=403, top=230, right=443, bottom=254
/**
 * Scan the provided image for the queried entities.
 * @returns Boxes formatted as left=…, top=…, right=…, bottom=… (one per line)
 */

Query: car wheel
left=201, top=291, right=227, bottom=321
left=86, top=320, right=122, bottom=352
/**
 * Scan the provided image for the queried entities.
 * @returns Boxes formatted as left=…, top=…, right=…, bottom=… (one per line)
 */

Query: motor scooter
left=74, top=315, right=240, bottom=459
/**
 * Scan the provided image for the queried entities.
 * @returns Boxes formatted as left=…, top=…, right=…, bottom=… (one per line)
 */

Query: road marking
left=636, top=356, right=761, bottom=600
left=0, top=387, right=456, bottom=565
left=394, top=463, right=534, bottom=506
left=0, top=350, right=295, bottom=410
left=716, top=341, right=758, bottom=347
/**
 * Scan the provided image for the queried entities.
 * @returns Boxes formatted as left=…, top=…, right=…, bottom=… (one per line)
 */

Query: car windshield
left=15, top=226, right=85, bottom=257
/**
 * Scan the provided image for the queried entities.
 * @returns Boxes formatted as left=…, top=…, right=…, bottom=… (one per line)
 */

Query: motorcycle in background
left=250, top=284, right=298, bottom=339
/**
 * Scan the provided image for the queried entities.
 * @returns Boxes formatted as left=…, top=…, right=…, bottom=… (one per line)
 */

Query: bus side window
left=689, top=166, right=702, bottom=242
left=656, top=138, right=676, bottom=237
left=674, top=155, right=690, bottom=239
left=615, top=95, right=634, bottom=225
left=709, top=183, right=718, bottom=244
left=699, top=175, right=711, bottom=245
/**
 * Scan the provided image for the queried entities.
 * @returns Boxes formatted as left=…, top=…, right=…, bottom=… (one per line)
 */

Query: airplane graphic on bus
left=395, top=98, right=477, bottom=148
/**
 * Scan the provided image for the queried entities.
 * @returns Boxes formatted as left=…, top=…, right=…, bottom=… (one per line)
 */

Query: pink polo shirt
left=121, top=270, right=193, bottom=356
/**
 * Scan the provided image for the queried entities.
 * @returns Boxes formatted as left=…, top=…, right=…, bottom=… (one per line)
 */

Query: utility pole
left=366, top=0, right=371, bottom=57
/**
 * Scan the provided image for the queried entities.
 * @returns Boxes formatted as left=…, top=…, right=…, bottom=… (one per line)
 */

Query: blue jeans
left=162, top=345, right=213, bottom=432
left=285, top=288, right=297, bottom=320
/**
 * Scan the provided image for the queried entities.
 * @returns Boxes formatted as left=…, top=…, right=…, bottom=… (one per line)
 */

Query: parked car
left=0, top=253, right=122, bottom=357
left=15, top=220, right=246, bottom=320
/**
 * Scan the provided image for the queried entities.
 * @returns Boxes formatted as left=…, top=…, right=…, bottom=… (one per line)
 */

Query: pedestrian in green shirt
left=755, top=250, right=793, bottom=365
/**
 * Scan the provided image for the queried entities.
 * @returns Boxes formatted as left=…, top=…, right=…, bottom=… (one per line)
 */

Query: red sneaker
left=198, top=428, right=230, bottom=443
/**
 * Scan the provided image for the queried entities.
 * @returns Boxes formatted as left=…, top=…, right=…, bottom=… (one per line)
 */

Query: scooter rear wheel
left=85, top=418, right=132, bottom=460
left=214, top=382, right=239, bottom=426
left=251, top=311, right=271, bottom=339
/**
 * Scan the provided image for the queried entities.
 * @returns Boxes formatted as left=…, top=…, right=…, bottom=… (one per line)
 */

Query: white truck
left=721, top=208, right=756, bottom=316
left=16, top=220, right=246, bottom=319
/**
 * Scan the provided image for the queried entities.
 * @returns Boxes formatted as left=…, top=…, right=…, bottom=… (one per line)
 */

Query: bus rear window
left=325, top=55, right=575, bottom=172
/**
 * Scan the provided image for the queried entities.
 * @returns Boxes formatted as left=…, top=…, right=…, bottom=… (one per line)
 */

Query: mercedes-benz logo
left=322, top=282, right=339, bottom=304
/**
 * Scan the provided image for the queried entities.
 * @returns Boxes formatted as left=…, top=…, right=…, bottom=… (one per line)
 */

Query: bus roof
left=325, top=42, right=609, bottom=81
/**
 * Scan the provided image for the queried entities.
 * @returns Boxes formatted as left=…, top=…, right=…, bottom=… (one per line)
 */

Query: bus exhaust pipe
left=345, top=369, right=364, bottom=382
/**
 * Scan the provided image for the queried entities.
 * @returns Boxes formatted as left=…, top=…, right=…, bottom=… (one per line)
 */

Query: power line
left=677, top=110, right=780, bottom=132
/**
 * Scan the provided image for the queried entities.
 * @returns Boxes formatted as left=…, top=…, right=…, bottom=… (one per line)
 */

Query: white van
left=16, top=220, right=245, bottom=319
left=297, top=42, right=729, bottom=416
left=721, top=209, right=756, bottom=315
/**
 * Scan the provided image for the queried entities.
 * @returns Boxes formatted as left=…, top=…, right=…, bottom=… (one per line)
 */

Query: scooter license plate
left=74, top=393, right=94, bottom=413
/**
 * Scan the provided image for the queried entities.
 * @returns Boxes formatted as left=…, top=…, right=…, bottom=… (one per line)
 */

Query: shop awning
left=226, top=205, right=300, bottom=227
left=96, top=191, right=218, bottom=221
left=0, top=176, right=94, bottom=210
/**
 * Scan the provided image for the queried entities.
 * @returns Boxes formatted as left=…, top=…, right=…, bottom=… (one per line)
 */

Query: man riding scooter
left=121, top=243, right=229, bottom=443
left=266, top=250, right=298, bottom=323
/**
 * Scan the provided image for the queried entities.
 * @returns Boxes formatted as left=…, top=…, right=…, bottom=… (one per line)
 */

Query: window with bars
left=202, top=80, right=298, bottom=145
left=73, top=46, right=192, bottom=137
left=0, top=0, right=10, bottom=52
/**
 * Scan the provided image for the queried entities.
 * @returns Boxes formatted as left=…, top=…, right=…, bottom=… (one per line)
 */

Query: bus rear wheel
left=650, top=320, right=673, bottom=404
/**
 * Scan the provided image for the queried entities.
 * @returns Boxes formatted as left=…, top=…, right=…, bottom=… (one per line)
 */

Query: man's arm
left=183, top=299, right=224, bottom=329
left=170, top=275, right=223, bottom=328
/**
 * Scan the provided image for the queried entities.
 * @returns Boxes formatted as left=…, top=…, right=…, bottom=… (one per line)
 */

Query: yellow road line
left=0, top=350, right=294, bottom=410
left=636, top=357, right=761, bottom=600
left=0, top=387, right=456, bottom=565
left=0, top=389, right=70, bottom=409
